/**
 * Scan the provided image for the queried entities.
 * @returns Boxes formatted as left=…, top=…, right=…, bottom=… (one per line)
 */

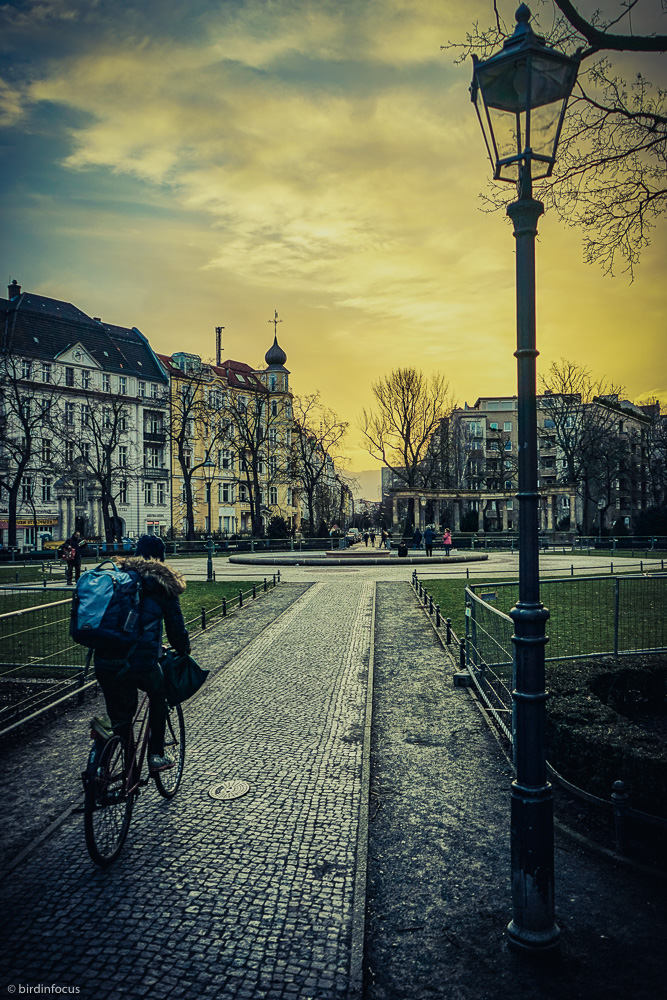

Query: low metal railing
left=0, top=573, right=282, bottom=738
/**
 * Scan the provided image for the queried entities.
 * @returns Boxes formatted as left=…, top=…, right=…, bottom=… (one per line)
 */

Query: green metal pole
left=506, top=162, right=559, bottom=953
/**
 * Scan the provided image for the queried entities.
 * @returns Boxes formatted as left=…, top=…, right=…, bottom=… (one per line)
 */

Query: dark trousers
left=95, top=657, right=167, bottom=756
left=66, top=558, right=82, bottom=584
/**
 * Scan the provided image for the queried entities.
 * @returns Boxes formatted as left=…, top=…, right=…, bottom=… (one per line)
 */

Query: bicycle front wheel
left=154, top=704, right=185, bottom=799
left=84, top=736, right=134, bottom=867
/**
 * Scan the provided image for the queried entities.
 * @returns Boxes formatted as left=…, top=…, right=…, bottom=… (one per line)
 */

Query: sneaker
left=90, top=715, right=113, bottom=740
left=148, top=752, right=175, bottom=773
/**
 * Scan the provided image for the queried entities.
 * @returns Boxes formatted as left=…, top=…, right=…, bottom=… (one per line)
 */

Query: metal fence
left=0, top=574, right=282, bottom=738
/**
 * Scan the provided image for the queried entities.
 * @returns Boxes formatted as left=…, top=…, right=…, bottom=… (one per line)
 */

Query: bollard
left=611, top=780, right=630, bottom=854
left=264, top=577, right=267, bottom=592
left=252, top=584, right=256, bottom=599
left=273, top=574, right=276, bottom=587
left=466, top=567, right=469, bottom=579
left=611, top=561, right=613, bottom=574
left=418, top=581, right=423, bottom=598
left=435, top=605, right=440, bottom=628
left=43, top=577, right=47, bottom=589
left=429, top=594, right=433, bottom=614
left=239, top=589, right=243, bottom=608
left=423, top=588, right=428, bottom=608
left=640, top=560, right=643, bottom=573
left=201, top=606, right=207, bottom=630
left=459, top=638, right=466, bottom=670
left=277, top=570, right=281, bottom=583
left=446, top=618, right=452, bottom=645
left=222, top=597, right=227, bottom=617
left=571, top=564, right=574, bottom=576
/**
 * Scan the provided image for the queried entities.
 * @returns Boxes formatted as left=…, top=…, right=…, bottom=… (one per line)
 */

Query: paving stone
left=1, top=579, right=373, bottom=1000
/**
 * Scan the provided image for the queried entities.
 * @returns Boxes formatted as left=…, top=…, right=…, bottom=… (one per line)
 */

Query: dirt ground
left=363, top=583, right=667, bottom=1000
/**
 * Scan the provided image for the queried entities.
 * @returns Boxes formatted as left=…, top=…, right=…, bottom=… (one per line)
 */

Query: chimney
left=8, top=279, right=21, bottom=300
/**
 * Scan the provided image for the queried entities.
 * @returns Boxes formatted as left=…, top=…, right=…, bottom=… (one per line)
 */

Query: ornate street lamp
left=470, top=4, right=579, bottom=955
left=202, top=455, right=216, bottom=582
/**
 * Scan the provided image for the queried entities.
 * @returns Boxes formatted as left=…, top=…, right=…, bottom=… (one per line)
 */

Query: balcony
left=143, top=466, right=168, bottom=479
left=144, top=430, right=166, bottom=442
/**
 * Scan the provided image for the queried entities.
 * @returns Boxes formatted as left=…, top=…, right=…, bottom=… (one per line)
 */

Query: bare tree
left=0, top=353, right=61, bottom=547
left=291, top=394, right=348, bottom=537
left=449, top=1, right=667, bottom=276
left=539, top=358, right=627, bottom=530
left=360, top=369, right=454, bottom=489
left=168, top=365, right=228, bottom=540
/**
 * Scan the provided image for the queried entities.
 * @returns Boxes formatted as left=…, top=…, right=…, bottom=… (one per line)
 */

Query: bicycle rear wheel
left=84, top=736, right=134, bottom=867
left=154, top=704, right=185, bottom=799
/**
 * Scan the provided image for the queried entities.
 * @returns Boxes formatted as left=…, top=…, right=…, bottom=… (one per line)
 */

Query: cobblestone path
left=1, top=580, right=374, bottom=1000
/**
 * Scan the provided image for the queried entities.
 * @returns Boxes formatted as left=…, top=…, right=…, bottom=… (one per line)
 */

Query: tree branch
left=553, top=0, right=667, bottom=53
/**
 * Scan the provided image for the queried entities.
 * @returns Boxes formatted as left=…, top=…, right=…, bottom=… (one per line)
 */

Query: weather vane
left=268, top=309, right=282, bottom=338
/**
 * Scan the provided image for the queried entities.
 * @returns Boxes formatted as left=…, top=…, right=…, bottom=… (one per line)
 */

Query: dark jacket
left=106, top=556, right=190, bottom=663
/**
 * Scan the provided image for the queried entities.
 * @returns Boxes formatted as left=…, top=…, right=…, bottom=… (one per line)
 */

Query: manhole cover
left=208, top=779, right=250, bottom=801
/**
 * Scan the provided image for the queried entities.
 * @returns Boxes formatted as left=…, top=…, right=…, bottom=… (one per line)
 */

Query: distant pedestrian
left=412, top=528, right=422, bottom=551
left=380, top=529, right=387, bottom=548
left=363, top=531, right=370, bottom=547
left=61, top=530, right=87, bottom=585
left=370, top=531, right=376, bottom=547
left=397, top=541, right=408, bottom=558
left=443, top=528, right=452, bottom=557
left=423, top=525, right=434, bottom=557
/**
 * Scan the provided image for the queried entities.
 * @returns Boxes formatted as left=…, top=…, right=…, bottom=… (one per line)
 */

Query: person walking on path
left=412, top=528, right=422, bottom=551
left=92, top=534, right=191, bottom=773
left=61, top=530, right=87, bottom=585
left=363, top=531, right=370, bottom=547
left=370, top=530, right=376, bottom=547
left=423, top=525, right=434, bottom=557
left=443, top=528, right=452, bottom=556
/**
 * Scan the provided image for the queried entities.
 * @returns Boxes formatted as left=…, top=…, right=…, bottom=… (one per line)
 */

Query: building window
left=118, top=416, right=126, bottom=432
left=41, top=363, right=52, bottom=383
left=544, top=418, right=555, bottom=428
left=488, top=441, right=498, bottom=450
left=506, top=500, right=513, bottom=510
left=271, top=399, right=279, bottom=417
left=285, top=429, right=291, bottom=447
left=503, top=421, right=512, bottom=431
left=21, top=476, right=33, bottom=501
left=239, top=484, right=247, bottom=502
left=118, top=445, right=128, bottom=467
left=222, top=483, right=234, bottom=504
left=118, top=481, right=127, bottom=504
left=287, top=488, right=293, bottom=506
left=144, top=483, right=153, bottom=505
left=65, top=403, right=75, bottom=425
left=505, top=480, right=513, bottom=489
left=151, top=383, right=159, bottom=398
left=42, top=477, right=52, bottom=502
left=42, top=439, right=51, bottom=463
left=22, top=360, right=32, bottom=379
left=81, top=370, right=91, bottom=389
left=270, top=487, right=278, bottom=506
left=504, top=440, right=512, bottom=451
left=138, top=381, right=146, bottom=397
left=76, top=480, right=86, bottom=503
left=81, top=404, right=90, bottom=427
left=65, top=367, right=74, bottom=387
left=119, top=376, right=127, bottom=395
left=145, top=412, right=163, bottom=435
left=103, top=373, right=111, bottom=392
left=268, top=428, right=278, bottom=445
left=81, top=442, right=90, bottom=461
left=65, top=440, right=74, bottom=464
left=145, top=446, right=162, bottom=469
left=269, top=456, right=277, bottom=477
left=222, top=450, right=233, bottom=470
left=157, top=482, right=165, bottom=505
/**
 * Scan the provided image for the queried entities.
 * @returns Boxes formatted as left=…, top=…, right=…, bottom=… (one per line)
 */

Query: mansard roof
left=157, top=352, right=266, bottom=392
left=0, top=288, right=167, bottom=383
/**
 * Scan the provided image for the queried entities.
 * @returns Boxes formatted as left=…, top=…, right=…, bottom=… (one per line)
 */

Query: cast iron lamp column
left=203, top=456, right=216, bottom=582
left=470, top=4, right=580, bottom=954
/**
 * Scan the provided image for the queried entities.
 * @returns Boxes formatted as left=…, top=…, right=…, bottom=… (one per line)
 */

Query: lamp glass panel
left=476, top=56, right=528, bottom=114
left=487, top=105, right=523, bottom=177
left=529, top=98, right=565, bottom=160
left=529, top=54, right=577, bottom=108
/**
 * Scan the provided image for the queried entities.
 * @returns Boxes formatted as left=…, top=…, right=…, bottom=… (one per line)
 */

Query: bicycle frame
left=123, top=692, right=152, bottom=796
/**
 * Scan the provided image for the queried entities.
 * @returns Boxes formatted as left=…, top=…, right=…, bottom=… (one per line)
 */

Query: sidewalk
left=1, top=574, right=665, bottom=1000
left=1, top=580, right=373, bottom=1000
left=366, top=582, right=667, bottom=1000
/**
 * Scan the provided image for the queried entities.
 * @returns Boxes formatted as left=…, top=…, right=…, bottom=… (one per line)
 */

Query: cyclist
left=92, top=534, right=190, bottom=773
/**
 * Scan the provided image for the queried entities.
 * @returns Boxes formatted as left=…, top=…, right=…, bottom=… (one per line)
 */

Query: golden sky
left=1, top=0, right=665, bottom=474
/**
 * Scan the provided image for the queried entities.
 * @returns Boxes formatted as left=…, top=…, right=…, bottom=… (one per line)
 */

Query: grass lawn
left=422, top=574, right=667, bottom=660
left=0, top=578, right=268, bottom=678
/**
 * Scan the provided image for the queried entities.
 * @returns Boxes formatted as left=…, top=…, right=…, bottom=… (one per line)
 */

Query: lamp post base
left=507, top=920, right=561, bottom=954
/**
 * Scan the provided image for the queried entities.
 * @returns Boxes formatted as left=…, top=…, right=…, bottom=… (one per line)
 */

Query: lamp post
left=470, top=4, right=579, bottom=954
left=598, top=499, right=606, bottom=543
left=202, top=456, right=216, bottom=582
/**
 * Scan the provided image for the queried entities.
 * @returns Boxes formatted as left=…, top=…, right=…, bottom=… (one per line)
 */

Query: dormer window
left=103, top=373, right=111, bottom=392
left=119, top=376, right=127, bottom=395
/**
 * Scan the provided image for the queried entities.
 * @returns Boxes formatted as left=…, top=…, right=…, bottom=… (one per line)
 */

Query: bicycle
left=82, top=690, right=185, bottom=867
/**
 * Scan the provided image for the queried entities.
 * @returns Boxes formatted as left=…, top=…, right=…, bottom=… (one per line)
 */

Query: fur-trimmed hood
left=115, top=556, right=186, bottom=597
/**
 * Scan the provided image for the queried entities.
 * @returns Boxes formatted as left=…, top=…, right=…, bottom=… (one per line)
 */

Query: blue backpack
left=70, top=560, right=142, bottom=653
